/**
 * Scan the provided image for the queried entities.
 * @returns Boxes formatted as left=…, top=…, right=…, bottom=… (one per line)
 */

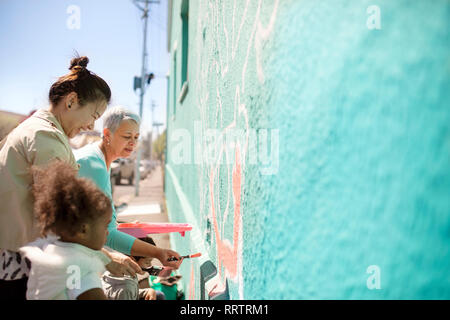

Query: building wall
left=165, top=0, right=450, bottom=299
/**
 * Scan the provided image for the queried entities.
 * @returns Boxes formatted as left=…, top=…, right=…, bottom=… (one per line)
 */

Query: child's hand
left=159, top=275, right=182, bottom=287
left=106, top=251, right=143, bottom=277
left=143, top=288, right=157, bottom=300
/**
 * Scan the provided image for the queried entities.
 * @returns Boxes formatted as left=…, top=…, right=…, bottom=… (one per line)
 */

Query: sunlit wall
left=165, top=0, right=450, bottom=299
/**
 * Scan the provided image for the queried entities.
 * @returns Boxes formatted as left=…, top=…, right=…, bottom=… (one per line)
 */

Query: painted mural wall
left=165, top=0, right=450, bottom=299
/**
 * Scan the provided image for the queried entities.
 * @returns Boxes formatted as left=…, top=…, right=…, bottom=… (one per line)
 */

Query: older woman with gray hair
left=74, top=106, right=181, bottom=277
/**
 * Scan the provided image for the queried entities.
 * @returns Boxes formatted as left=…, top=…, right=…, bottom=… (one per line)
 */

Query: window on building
left=173, top=50, right=177, bottom=117
left=179, top=0, right=189, bottom=103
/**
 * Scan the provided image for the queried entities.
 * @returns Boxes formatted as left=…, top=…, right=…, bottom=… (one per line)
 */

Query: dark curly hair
left=31, top=160, right=112, bottom=238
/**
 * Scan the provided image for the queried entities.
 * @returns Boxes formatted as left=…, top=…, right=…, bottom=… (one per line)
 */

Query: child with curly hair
left=19, top=161, right=113, bottom=300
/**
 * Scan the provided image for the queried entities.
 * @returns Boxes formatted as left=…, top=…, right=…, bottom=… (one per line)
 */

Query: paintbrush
left=168, top=252, right=201, bottom=261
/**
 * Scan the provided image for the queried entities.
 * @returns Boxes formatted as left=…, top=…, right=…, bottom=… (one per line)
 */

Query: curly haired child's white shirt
left=19, top=236, right=111, bottom=300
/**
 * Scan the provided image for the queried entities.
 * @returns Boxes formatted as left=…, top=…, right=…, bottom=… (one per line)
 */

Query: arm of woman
left=32, top=130, right=78, bottom=169
left=76, top=154, right=136, bottom=254
left=130, top=239, right=182, bottom=269
left=104, top=204, right=136, bottom=254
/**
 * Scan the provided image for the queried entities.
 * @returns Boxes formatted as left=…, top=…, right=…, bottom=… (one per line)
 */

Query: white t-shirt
left=19, top=236, right=111, bottom=300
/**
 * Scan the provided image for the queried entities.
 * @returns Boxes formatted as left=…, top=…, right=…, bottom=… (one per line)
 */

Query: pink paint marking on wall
left=188, top=264, right=195, bottom=300
left=209, top=146, right=242, bottom=280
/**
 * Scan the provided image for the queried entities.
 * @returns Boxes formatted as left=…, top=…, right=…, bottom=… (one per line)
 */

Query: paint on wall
left=165, top=0, right=450, bottom=299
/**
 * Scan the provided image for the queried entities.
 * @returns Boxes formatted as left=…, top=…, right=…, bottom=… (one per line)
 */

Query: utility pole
left=132, top=0, right=159, bottom=196
left=153, top=122, right=163, bottom=138
left=149, top=100, right=156, bottom=161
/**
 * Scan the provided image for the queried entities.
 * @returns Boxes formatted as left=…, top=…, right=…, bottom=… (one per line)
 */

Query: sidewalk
left=112, top=165, right=171, bottom=263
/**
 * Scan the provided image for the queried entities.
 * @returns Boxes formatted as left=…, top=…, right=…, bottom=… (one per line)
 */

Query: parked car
left=111, top=158, right=135, bottom=185
left=139, top=159, right=155, bottom=179
left=139, top=164, right=148, bottom=180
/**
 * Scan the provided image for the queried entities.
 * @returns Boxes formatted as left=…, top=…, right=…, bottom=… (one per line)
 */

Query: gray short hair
left=102, top=106, right=141, bottom=133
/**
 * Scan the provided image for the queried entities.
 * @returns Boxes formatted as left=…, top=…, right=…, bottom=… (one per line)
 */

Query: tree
left=152, top=129, right=166, bottom=162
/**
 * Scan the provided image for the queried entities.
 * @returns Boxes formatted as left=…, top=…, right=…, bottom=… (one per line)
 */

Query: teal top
left=74, top=142, right=136, bottom=255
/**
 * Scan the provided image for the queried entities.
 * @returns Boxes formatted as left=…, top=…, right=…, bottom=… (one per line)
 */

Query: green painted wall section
left=165, top=0, right=450, bottom=299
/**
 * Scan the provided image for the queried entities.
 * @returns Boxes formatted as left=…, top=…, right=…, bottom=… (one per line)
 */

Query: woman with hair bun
left=0, top=55, right=111, bottom=299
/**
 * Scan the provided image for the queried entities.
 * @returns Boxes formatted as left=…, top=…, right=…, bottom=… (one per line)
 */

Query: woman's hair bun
left=49, top=53, right=111, bottom=106
left=69, top=56, right=89, bottom=70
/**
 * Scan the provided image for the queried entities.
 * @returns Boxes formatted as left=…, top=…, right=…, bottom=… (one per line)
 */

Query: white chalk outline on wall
left=191, top=0, right=279, bottom=300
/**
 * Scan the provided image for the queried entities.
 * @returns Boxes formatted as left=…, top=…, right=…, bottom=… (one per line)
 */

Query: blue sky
left=0, top=0, right=169, bottom=135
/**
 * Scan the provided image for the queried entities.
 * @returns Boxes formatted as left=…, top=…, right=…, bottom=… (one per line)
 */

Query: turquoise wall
left=165, top=0, right=450, bottom=299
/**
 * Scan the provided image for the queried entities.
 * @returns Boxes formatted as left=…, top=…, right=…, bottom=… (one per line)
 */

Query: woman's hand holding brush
left=167, top=252, right=202, bottom=262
